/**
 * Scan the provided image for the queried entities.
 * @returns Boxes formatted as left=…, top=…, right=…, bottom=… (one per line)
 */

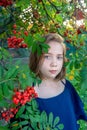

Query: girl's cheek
left=44, top=59, right=50, bottom=63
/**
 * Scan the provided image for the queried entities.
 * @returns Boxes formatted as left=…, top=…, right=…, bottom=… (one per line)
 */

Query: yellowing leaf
left=69, top=75, right=74, bottom=80
left=12, top=123, right=19, bottom=127
left=16, top=65, right=19, bottom=69
left=27, top=24, right=33, bottom=31
left=70, top=70, right=75, bottom=75
left=22, top=73, right=26, bottom=79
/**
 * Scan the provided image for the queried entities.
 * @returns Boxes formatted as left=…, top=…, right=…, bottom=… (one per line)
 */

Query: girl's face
left=39, top=41, right=64, bottom=80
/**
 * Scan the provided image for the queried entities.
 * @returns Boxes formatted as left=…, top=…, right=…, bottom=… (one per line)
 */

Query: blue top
left=35, top=80, right=87, bottom=130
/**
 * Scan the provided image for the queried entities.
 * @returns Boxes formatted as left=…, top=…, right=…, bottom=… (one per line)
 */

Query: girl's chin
left=46, top=75, right=57, bottom=80
left=42, top=73, right=58, bottom=80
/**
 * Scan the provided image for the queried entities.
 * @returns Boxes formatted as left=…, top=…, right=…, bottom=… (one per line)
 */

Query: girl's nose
left=50, top=59, right=57, bottom=67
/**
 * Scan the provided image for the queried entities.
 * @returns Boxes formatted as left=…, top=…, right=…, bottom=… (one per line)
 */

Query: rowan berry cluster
left=7, top=24, right=28, bottom=48
left=12, top=24, right=29, bottom=36
left=7, top=36, right=27, bottom=48
left=0, top=107, right=18, bottom=121
left=0, top=0, right=13, bottom=7
left=13, top=87, right=38, bottom=105
left=0, top=87, right=38, bottom=122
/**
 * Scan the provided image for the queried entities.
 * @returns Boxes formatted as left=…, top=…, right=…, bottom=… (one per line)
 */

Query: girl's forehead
left=47, top=41, right=63, bottom=54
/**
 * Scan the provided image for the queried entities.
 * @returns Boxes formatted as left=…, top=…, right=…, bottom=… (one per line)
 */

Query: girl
left=29, top=33, right=87, bottom=130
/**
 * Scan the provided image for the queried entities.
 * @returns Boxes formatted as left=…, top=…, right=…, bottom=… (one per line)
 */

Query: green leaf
left=53, top=117, right=60, bottom=127
left=55, top=14, right=63, bottom=23
left=37, top=45, right=42, bottom=56
left=10, top=121, right=18, bottom=126
left=0, top=86, right=3, bottom=100
left=34, top=115, right=41, bottom=122
left=34, top=33, right=44, bottom=42
left=80, top=66, right=87, bottom=81
left=20, top=114, right=29, bottom=119
left=57, top=124, right=64, bottom=130
left=53, top=128, right=58, bottom=130
left=29, top=115, right=35, bottom=121
left=28, top=128, right=32, bottom=130
left=16, top=105, right=25, bottom=118
left=81, top=79, right=87, bottom=89
left=22, top=126, right=29, bottom=130
left=29, top=115, right=38, bottom=129
left=30, top=120, right=38, bottom=130
left=19, top=121, right=29, bottom=126
left=0, top=52, right=2, bottom=60
left=26, top=107, right=34, bottom=115
left=0, top=100, right=8, bottom=108
left=25, top=35, right=34, bottom=47
left=48, top=112, right=53, bottom=127
left=41, top=111, right=47, bottom=123
left=32, top=42, right=37, bottom=53
left=11, top=126, right=21, bottom=130
left=68, top=61, right=74, bottom=70
left=0, top=65, right=3, bottom=80
left=0, top=126, right=9, bottom=130
left=52, top=1, right=62, bottom=6
left=2, top=83, right=10, bottom=97
left=32, top=99, right=38, bottom=111
left=5, top=66, right=18, bottom=79
left=41, top=43, right=50, bottom=53
left=6, top=80, right=15, bottom=90
left=74, top=60, right=80, bottom=69
left=16, top=0, right=31, bottom=10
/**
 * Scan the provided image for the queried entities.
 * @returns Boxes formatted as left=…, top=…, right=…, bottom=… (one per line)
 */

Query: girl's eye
left=57, top=56, right=63, bottom=60
left=44, top=55, right=51, bottom=59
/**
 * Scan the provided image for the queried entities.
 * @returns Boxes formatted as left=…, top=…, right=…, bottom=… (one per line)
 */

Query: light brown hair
left=29, top=33, right=66, bottom=81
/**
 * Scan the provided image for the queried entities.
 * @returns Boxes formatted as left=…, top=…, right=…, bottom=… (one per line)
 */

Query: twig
left=41, top=0, right=53, bottom=21
left=48, top=0, right=61, bottom=12
left=0, top=78, right=17, bottom=84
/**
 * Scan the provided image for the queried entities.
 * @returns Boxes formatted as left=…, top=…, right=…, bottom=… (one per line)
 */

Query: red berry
left=24, top=31, right=28, bottom=36
left=13, top=24, right=17, bottom=29
left=2, top=112, right=6, bottom=117
left=13, top=30, right=17, bottom=34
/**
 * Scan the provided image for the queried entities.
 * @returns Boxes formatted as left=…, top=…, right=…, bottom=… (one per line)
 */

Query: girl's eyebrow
left=45, top=53, right=63, bottom=56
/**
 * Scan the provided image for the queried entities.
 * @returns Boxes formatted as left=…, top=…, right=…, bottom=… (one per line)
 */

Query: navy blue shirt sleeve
left=67, top=80, right=87, bottom=121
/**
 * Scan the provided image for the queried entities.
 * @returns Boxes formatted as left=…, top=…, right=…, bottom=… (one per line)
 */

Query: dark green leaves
left=19, top=121, right=29, bottom=126
left=0, top=126, right=9, bottom=130
left=48, top=112, right=53, bottom=127
left=31, top=36, right=50, bottom=56
left=53, top=117, right=60, bottom=127
left=16, top=105, right=25, bottom=118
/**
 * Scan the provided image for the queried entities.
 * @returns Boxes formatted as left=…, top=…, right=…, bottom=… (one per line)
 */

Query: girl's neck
left=36, top=78, right=65, bottom=98
left=40, top=78, right=60, bottom=88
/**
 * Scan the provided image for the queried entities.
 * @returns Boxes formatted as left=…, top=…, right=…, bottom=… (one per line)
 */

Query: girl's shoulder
left=65, top=79, right=82, bottom=101
left=64, top=79, right=73, bottom=88
left=62, top=79, right=76, bottom=94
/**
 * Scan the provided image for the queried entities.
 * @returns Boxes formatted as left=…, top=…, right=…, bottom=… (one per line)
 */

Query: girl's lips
left=49, top=70, right=57, bottom=74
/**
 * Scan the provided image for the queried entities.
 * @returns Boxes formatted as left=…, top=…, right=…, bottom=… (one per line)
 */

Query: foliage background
left=0, top=0, right=87, bottom=129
